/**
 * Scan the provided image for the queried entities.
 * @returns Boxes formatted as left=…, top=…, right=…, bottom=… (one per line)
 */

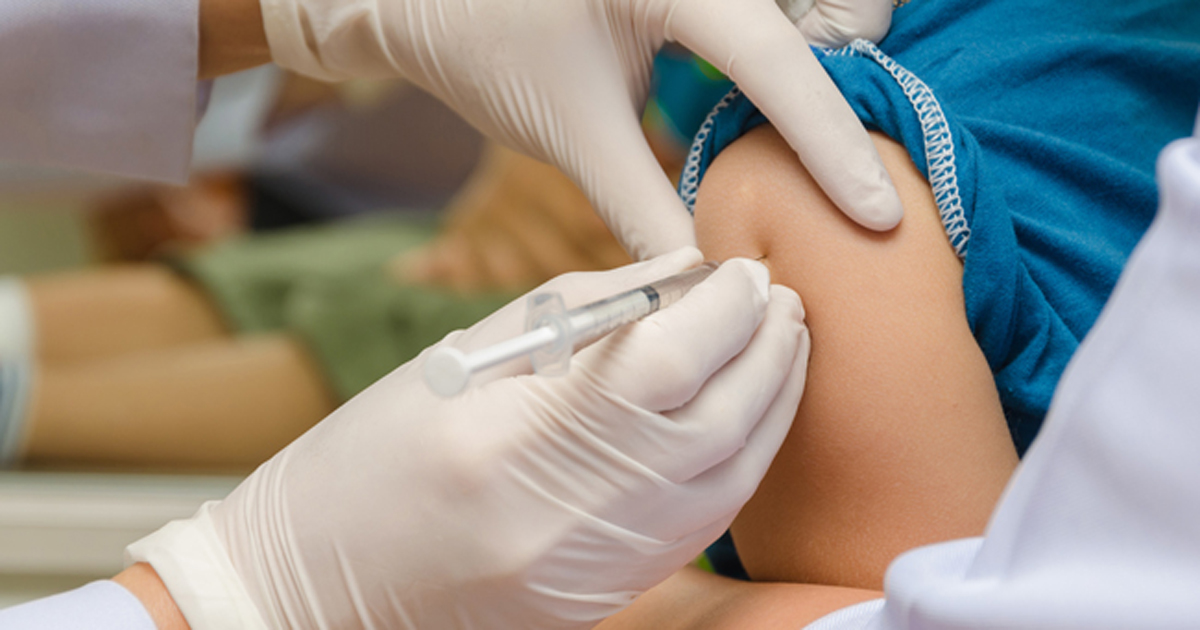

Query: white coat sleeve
left=0, top=0, right=200, bottom=182
left=806, top=111, right=1200, bottom=630
left=0, top=581, right=157, bottom=630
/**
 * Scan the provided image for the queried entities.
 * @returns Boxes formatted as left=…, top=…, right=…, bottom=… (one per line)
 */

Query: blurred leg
left=694, top=126, right=1018, bottom=589
left=21, top=334, right=334, bottom=471
left=29, top=265, right=228, bottom=365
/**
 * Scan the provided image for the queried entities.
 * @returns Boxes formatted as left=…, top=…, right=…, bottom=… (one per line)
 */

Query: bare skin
left=198, top=0, right=270, bottom=79
left=695, top=126, right=1018, bottom=589
left=29, top=266, right=228, bottom=365
left=598, top=566, right=881, bottom=630
left=20, top=269, right=334, bottom=472
left=113, top=564, right=191, bottom=630
left=23, top=334, right=333, bottom=472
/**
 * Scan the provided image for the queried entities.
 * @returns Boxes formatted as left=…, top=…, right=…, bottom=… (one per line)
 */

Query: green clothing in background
left=177, top=216, right=515, bottom=401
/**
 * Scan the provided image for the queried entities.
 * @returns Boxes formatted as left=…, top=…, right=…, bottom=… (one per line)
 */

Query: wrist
left=125, top=502, right=273, bottom=629
left=113, top=563, right=191, bottom=630
left=198, top=0, right=272, bottom=79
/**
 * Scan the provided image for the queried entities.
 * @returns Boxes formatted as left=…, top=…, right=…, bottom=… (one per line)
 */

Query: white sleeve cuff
left=0, top=581, right=156, bottom=630
left=803, top=598, right=885, bottom=630
left=126, top=501, right=269, bottom=630
left=0, top=0, right=200, bottom=182
left=0, top=278, right=35, bottom=468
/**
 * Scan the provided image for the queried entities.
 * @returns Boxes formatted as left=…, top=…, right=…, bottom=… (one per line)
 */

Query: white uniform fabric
left=808, top=114, right=1200, bottom=629
left=0, top=581, right=156, bottom=630
left=0, top=0, right=199, bottom=182
left=0, top=278, right=35, bottom=467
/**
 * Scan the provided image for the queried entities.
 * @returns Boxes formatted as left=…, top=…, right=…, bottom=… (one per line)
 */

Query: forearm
left=596, top=566, right=882, bottom=630
left=199, top=0, right=271, bottom=79
left=113, top=563, right=191, bottom=630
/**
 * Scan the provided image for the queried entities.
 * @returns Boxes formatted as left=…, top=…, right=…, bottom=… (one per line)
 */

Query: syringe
left=424, top=262, right=719, bottom=397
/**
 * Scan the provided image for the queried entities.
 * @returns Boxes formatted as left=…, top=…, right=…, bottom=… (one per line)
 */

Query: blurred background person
left=0, top=50, right=730, bottom=472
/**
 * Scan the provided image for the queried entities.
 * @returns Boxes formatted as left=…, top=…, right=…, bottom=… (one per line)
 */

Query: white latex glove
left=260, top=0, right=904, bottom=260
left=776, top=0, right=894, bottom=48
left=128, top=248, right=811, bottom=629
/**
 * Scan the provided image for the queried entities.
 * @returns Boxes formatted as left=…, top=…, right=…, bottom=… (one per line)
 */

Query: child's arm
left=595, top=566, right=883, bottom=630
left=695, top=125, right=1018, bottom=589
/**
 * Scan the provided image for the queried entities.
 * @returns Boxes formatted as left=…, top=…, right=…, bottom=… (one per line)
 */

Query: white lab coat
left=0, top=0, right=199, bottom=182
left=0, top=582, right=155, bottom=629
left=809, top=115, right=1200, bottom=629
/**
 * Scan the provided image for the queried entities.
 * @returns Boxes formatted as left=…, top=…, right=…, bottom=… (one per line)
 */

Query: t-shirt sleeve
left=0, top=0, right=200, bottom=181
left=0, top=581, right=157, bottom=630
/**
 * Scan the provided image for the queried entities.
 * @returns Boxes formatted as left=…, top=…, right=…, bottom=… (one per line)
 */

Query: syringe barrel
left=427, top=262, right=722, bottom=395
left=643, top=261, right=719, bottom=308
left=562, top=262, right=719, bottom=346
left=562, top=291, right=653, bottom=347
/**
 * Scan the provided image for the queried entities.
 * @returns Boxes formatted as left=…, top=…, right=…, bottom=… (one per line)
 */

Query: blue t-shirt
left=680, top=0, right=1200, bottom=455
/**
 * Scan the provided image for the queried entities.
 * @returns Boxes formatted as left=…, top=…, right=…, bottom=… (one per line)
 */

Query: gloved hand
left=260, top=0, right=904, bottom=260
left=128, top=248, right=811, bottom=629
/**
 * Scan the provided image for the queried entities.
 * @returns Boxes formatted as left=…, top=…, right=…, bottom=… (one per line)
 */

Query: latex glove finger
left=534, top=283, right=802, bottom=510
left=794, top=0, right=893, bottom=47
left=572, top=258, right=770, bottom=413
left=687, top=314, right=810, bottom=508
left=440, top=247, right=704, bottom=384
left=654, top=285, right=806, bottom=483
left=669, top=0, right=904, bottom=231
left=647, top=308, right=811, bottom=541
left=599, top=286, right=807, bottom=540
